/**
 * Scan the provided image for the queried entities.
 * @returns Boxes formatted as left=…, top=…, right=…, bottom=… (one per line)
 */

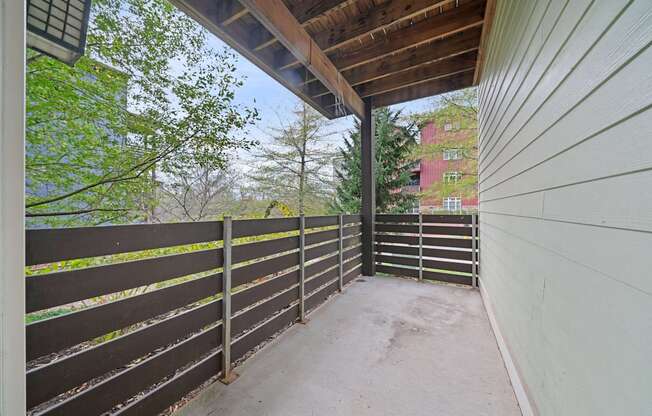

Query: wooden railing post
left=472, top=213, right=478, bottom=288
left=338, top=213, right=344, bottom=291
left=220, top=216, right=237, bottom=384
left=299, top=214, right=307, bottom=322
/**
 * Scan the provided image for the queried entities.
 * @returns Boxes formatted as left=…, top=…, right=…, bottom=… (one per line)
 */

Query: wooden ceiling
left=172, top=0, right=495, bottom=120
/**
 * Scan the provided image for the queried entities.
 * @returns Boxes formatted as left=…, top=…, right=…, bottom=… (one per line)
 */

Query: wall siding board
left=479, top=2, right=652, bottom=415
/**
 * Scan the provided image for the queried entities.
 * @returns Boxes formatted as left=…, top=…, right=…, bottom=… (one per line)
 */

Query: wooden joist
left=355, top=50, right=478, bottom=98
left=311, top=0, right=455, bottom=53
left=253, top=0, right=352, bottom=51
left=343, top=27, right=482, bottom=86
left=307, top=29, right=482, bottom=97
left=170, top=0, right=337, bottom=119
left=371, top=70, right=475, bottom=107
left=278, top=0, right=485, bottom=71
left=240, top=0, right=365, bottom=118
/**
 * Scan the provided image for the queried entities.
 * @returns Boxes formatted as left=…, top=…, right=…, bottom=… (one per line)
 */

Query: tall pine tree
left=332, top=107, right=417, bottom=213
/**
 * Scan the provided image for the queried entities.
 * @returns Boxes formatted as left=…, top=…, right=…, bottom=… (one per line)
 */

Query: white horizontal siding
left=478, top=1, right=652, bottom=415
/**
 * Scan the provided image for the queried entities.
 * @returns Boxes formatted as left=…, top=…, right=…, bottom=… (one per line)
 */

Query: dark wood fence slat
left=375, top=223, right=472, bottom=236
left=343, top=214, right=362, bottom=224
left=305, top=228, right=338, bottom=245
left=26, top=248, right=222, bottom=313
left=26, top=221, right=222, bottom=265
left=344, top=224, right=362, bottom=237
left=375, top=264, right=471, bottom=285
left=232, top=235, right=298, bottom=265
left=232, top=287, right=300, bottom=336
left=114, top=350, right=220, bottom=416
left=27, top=300, right=221, bottom=408
left=375, top=254, right=472, bottom=273
left=422, top=214, right=473, bottom=224
left=304, top=215, right=338, bottom=228
left=232, top=217, right=299, bottom=238
left=374, top=243, right=473, bottom=261
left=231, top=251, right=299, bottom=287
left=306, top=279, right=339, bottom=311
left=231, top=304, right=300, bottom=363
left=38, top=326, right=221, bottom=416
left=375, top=234, right=473, bottom=249
left=305, top=240, right=338, bottom=262
left=27, top=274, right=221, bottom=361
left=375, top=214, right=419, bottom=223
left=232, top=269, right=299, bottom=313
left=343, top=259, right=363, bottom=285
left=305, top=266, right=339, bottom=294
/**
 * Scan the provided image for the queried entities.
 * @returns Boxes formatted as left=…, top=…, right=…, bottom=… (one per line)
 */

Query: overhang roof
left=172, top=0, right=495, bottom=120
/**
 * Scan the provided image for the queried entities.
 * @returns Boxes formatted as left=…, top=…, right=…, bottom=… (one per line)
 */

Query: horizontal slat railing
left=25, top=214, right=363, bottom=415
left=374, top=214, right=479, bottom=286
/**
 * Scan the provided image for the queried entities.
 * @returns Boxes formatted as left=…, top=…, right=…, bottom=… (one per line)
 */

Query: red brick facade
left=409, top=121, right=478, bottom=212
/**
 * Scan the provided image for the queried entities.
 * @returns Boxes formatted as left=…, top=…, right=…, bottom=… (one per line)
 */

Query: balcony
left=25, top=214, right=494, bottom=416
left=176, top=276, right=519, bottom=416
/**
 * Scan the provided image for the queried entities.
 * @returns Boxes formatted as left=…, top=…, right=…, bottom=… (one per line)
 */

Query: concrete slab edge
left=480, top=284, right=536, bottom=416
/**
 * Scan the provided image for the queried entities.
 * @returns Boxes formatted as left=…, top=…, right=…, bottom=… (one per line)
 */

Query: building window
left=444, top=123, right=453, bottom=131
left=453, top=121, right=461, bottom=130
left=443, top=197, right=462, bottom=212
left=443, top=149, right=462, bottom=160
left=443, top=171, right=462, bottom=183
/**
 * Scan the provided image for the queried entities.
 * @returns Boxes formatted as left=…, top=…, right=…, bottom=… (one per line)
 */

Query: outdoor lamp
left=27, top=0, right=92, bottom=65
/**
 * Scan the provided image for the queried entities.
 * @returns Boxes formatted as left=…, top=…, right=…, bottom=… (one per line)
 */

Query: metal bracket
left=418, top=213, right=423, bottom=282
left=220, top=216, right=238, bottom=384
left=338, top=213, right=344, bottom=291
left=471, top=213, right=478, bottom=288
left=299, top=214, right=307, bottom=323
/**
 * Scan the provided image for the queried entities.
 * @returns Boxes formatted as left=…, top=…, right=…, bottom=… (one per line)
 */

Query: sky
left=203, top=36, right=435, bottom=153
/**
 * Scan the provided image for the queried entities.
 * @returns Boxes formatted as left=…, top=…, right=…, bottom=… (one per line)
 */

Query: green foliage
left=331, top=107, right=418, bottom=213
left=26, top=0, right=259, bottom=226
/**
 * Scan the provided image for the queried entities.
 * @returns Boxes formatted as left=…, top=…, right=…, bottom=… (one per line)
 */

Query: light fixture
left=26, top=0, right=92, bottom=65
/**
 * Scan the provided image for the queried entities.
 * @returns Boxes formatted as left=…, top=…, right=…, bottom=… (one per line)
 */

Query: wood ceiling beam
left=355, top=50, right=478, bottom=98
left=312, top=0, right=455, bottom=53
left=216, top=0, right=248, bottom=26
left=278, top=0, right=485, bottom=71
left=344, top=26, right=482, bottom=86
left=371, top=70, right=474, bottom=108
left=170, top=0, right=337, bottom=119
left=306, top=27, right=483, bottom=97
left=240, top=0, right=365, bottom=119
left=252, top=0, right=352, bottom=52
left=473, top=0, right=496, bottom=84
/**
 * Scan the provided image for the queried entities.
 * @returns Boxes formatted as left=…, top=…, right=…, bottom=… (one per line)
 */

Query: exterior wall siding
left=478, top=1, right=652, bottom=415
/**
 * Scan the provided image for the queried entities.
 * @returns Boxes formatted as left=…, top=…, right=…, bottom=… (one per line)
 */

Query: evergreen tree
left=332, top=107, right=417, bottom=213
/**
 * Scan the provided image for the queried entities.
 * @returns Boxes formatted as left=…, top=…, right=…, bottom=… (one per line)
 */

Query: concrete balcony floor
left=177, top=276, right=521, bottom=416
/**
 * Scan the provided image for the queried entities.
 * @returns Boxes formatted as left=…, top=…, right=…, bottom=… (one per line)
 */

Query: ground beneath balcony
left=175, top=276, right=521, bottom=416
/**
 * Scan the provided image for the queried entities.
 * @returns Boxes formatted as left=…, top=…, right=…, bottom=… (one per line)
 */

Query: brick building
left=408, top=120, right=478, bottom=213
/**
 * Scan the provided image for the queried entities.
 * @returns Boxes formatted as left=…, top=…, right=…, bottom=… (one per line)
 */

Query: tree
left=158, top=167, right=241, bottom=222
left=414, top=88, right=478, bottom=203
left=332, top=107, right=418, bottom=213
left=248, top=103, right=337, bottom=215
left=26, top=0, right=258, bottom=226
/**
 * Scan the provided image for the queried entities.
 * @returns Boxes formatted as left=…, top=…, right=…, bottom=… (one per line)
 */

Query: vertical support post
left=361, top=97, right=376, bottom=276
left=418, top=213, right=423, bottom=282
left=299, top=214, right=307, bottom=322
left=1, top=1, right=26, bottom=414
left=220, top=216, right=237, bottom=384
left=338, top=213, right=344, bottom=291
left=472, top=213, right=478, bottom=288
